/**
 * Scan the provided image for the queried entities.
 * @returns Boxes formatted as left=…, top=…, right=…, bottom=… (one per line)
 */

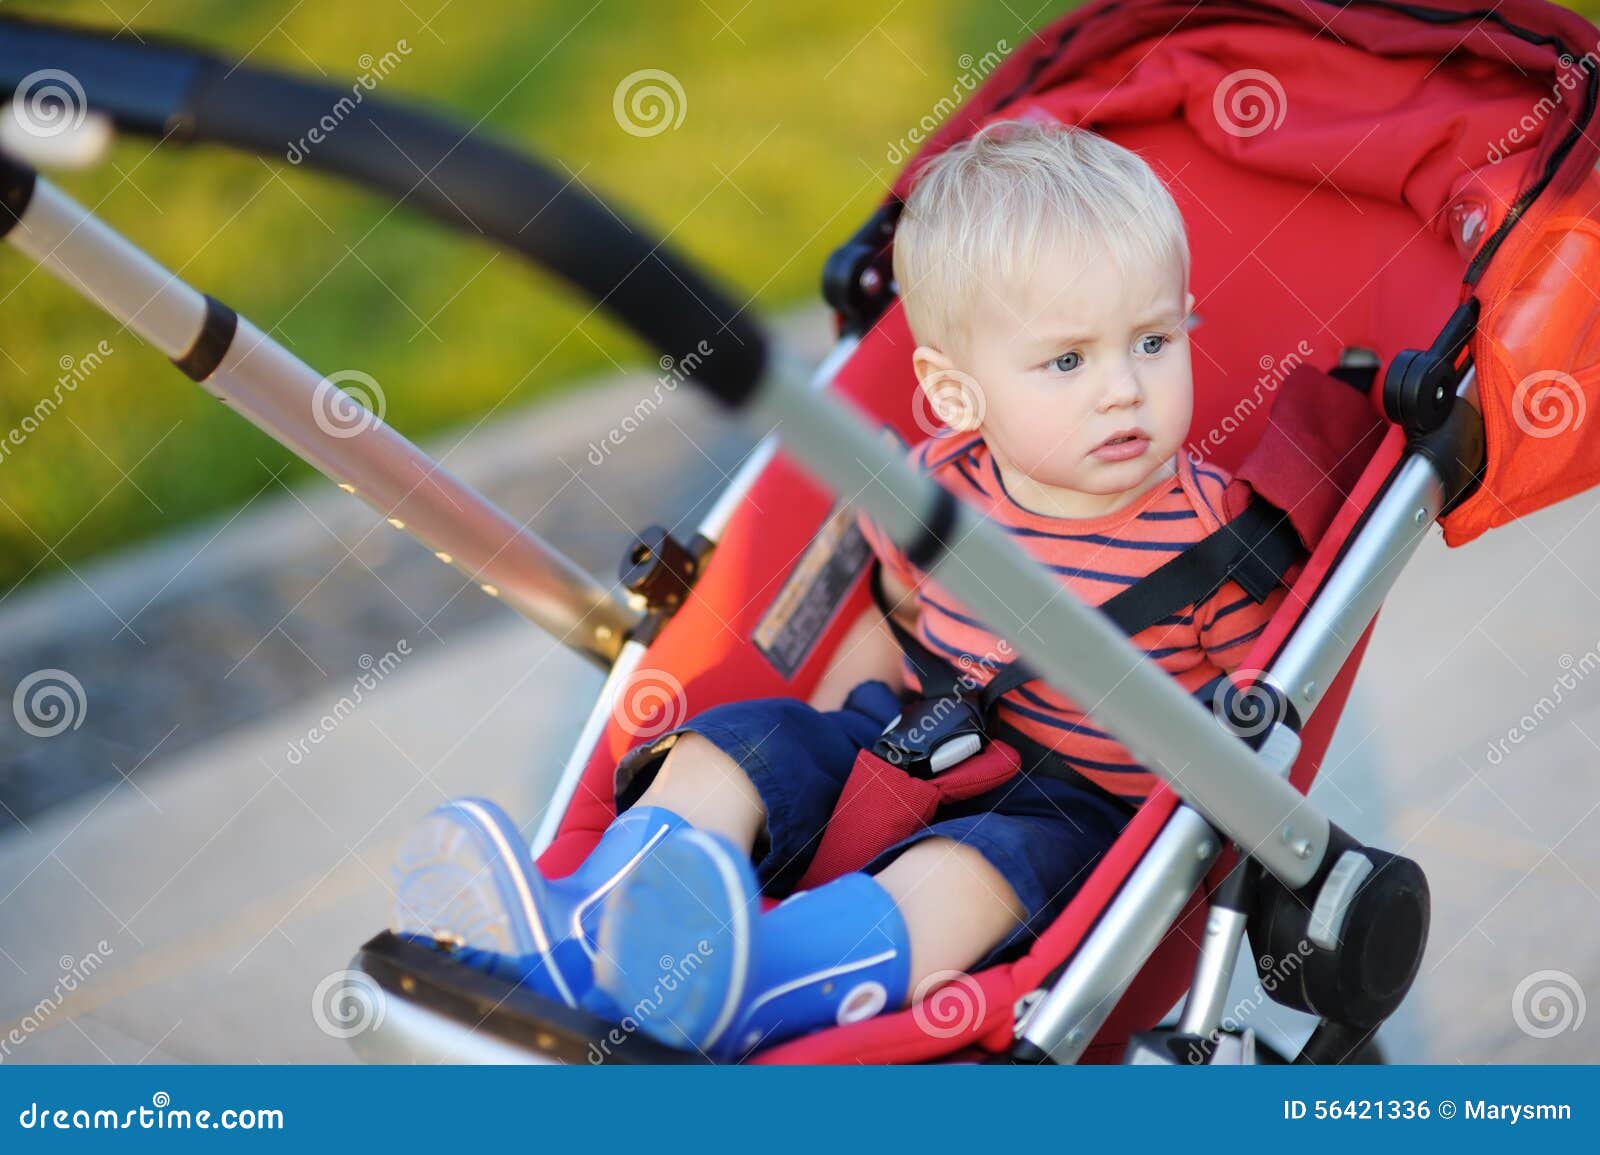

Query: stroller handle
left=0, top=13, right=769, bottom=401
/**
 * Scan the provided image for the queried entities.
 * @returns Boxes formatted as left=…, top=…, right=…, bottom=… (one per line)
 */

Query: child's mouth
left=1091, top=431, right=1149, bottom=461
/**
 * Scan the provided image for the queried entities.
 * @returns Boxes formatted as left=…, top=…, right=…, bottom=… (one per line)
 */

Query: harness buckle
left=872, top=694, right=987, bottom=779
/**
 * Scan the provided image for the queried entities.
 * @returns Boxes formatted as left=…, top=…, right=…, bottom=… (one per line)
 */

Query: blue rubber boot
left=592, top=827, right=911, bottom=1060
left=390, top=798, right=689, bottom=1009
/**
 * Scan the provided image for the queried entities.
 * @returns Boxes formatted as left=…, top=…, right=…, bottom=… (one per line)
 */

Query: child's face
left=918, top=243, right=1194, bottom=508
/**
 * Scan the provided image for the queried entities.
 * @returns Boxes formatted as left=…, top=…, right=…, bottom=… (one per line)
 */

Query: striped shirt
left=857, top=431, right=1284, bottom=805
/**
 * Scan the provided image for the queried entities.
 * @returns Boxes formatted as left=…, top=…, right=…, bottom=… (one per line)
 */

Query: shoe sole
left=391, top=797, right=578, bottom=1007
left=598, top=828, right=756, bottom=1056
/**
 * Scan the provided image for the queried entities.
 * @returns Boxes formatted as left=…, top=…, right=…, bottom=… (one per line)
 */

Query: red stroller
left=5, top=0, right=1600, bottom=1064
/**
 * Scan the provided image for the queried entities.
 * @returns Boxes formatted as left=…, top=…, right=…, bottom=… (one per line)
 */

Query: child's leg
left=593, top=780, right=1129, bottom=1059
left=593, top=836, right=1026, bottom=1058
left=870, top=837, right=1028, bottom=986
left=630, top=733, right=766, bottom=853
left=389, top=682, right=901, bottom=1011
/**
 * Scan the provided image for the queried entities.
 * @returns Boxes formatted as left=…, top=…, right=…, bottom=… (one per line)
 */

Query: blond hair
left=892, top=118, right=1189, bottom=348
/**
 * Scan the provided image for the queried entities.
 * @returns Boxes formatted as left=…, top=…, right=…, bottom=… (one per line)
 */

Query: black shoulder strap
left=868, top=495, right=1303, bottom=712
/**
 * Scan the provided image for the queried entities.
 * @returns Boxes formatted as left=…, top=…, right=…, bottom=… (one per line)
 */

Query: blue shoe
left=391, top=797, right=688, bottom=1008
left=593, top=827, right=911, bottom=1060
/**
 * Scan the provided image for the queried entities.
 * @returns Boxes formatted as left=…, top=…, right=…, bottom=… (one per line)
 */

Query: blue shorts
left=613, top=680, right=1134, bottom=962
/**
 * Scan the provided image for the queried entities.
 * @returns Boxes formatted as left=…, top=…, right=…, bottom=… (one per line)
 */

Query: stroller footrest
left=352, top=931, right=709, bottom=1065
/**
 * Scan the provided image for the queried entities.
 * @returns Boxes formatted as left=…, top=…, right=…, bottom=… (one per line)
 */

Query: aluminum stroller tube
left=2, top=162, right=205, bottom=356
left=1014, top=805, right=1222, bottom=1064
left=1264, top=453, right=1446, bottom=720
left=747, top=347, right=1332, bottom=890
left=1, top=163, right=639, bottom=666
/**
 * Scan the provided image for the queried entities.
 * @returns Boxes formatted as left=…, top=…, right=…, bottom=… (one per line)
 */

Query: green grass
left=0, top=0, right=1025, bottom=589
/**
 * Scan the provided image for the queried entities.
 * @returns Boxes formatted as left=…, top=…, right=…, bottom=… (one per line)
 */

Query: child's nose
left=1098, top=368, right=1144, bottom=410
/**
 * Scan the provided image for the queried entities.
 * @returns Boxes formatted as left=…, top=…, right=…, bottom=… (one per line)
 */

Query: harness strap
left=870, top=493, right=1302, bottom=709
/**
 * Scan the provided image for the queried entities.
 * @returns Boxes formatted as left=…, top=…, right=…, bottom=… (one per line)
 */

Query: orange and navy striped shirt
left=857, top=432, right=1285, bottom=806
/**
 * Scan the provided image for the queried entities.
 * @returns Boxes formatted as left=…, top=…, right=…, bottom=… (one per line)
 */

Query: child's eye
left=1138, top=334, right=1168, bottom=355
left=1049, top=351, right=1082, bottom=373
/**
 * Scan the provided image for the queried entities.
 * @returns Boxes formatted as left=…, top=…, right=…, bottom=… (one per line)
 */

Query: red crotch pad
left=794, top=741, right=1022, bottom=891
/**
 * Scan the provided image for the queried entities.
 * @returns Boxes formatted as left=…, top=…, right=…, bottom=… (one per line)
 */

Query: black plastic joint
left=0, top=152, right=38, bottom=240
left=172, top=294, right=239, bottom=382
left=1382, top=298, right=1480, bottom=437
left=822, top=199, right=902, bottom=335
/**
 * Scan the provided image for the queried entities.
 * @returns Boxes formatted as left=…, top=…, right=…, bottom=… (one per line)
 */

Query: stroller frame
left=8, top=0, right=1555, bottom=1064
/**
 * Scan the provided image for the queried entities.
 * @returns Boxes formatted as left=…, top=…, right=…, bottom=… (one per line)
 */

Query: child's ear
left=913, top=346, right=983, bottom=433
